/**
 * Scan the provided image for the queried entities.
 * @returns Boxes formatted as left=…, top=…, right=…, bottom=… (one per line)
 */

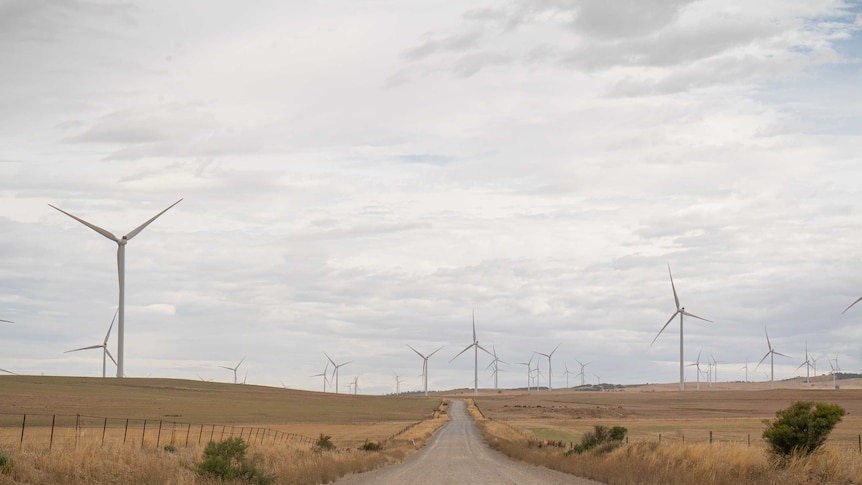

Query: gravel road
left=332, top=399, right=605, bottom=485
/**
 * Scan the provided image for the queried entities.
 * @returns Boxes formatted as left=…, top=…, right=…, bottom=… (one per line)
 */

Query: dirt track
left=333, top=399, right=604, bottom=485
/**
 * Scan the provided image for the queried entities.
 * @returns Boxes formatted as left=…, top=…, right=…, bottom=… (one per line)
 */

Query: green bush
left=359, top=440, right=383, bottom=451
left=567, top=425, right=628, bottom=455
left=163, top=444, right=177, bottom=453
left=762, top=401, right=845, bottom=458
left=315, top=433, right=335, bottom=451
left=197, top=437, right=271, bottom=484
left=0, top=452, right=14, bottom=474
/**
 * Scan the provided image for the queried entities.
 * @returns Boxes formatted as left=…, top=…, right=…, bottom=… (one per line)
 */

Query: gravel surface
left=332, top=399, right=605, bottom=485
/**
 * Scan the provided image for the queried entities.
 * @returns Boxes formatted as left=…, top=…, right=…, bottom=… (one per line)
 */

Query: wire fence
left=0, top=412, right=317, bottom=451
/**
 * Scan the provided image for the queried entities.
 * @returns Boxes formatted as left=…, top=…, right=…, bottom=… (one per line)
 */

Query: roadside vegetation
left=0, top=401, right=449, bottom=485
left=468, top=399, right=861, bottom=485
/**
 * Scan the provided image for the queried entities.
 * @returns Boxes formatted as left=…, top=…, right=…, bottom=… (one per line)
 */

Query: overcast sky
left=2, top=0, right=862, bottom=394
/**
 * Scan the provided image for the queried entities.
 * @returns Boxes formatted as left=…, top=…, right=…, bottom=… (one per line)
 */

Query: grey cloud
left=453, top=51, right=512, bottom=77
left=568, top=0, right=695, bottom=39
left=0, top=0, right=138, bottom=44
left=402, top=28, right=485, bottom=61
left=67, top=103, right=218, bottom=145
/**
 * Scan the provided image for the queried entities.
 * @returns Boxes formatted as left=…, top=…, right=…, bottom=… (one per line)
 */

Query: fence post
left=186, top=423, right=191, bottom=447
left=748, top=434, right=751, bottom=447
left=19, top=414, right=26, bottom=449
left=858, top=434, right=861, bottom=454
left=156, top=420, right=163, bottom=447
left=124, top=418, right=129, bottom=444
left=49, top=415, right=56, bottom=450
left=75, top=414, right=80, bottom=449
left=142, top=420, right=148, bottom=448
left=658, top=433, right=661, bottom=444
left=198, top=424, right=204, bottom=445
left=709, top=431, right=713, bottom=445
left=220, top=425, right=226, bottom=440
left=171, top=421, right=176, bottom=446
left=209, top=424, right=215, bottom=442
left=102, top=417, right=108, bottom=447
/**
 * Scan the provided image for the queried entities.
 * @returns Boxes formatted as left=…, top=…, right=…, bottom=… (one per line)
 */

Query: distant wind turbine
left=651, top=264, right=712, bottom=391
left=219, top=356, right=246, bottom=384
left=829, top=355, right=840, bottom=389
left=795, top=342, right=813, bottom=386
left=741, top=360, right=749, bottom=383
left=408, top=344, right=444, bottom=396
left=755, top=328, right=790, bottom=389
left=393, top=373, right=403, bottom=395
left=516, top=355, right=534, bottom=392
left=576, top=360, right=590, bottom=387
left=486, top=343, right=507, bottom=390
left=450, top=311, right=492, bottom=396
left=534, top=343, right=561, bottom=391
left=64, top=309, right=119, bottom=378
left=686, top=348, right=704, bottom=390
left=311, top=361, right=330, bottom=392
left=563, top=363, right=574, bottom=388
left=50, top=199, right=182, bottom=378
left=324, top=352, right=351, bottom=394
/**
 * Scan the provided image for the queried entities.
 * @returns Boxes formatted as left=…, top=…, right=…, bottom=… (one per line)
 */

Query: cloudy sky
left=2, top=0, right=862, bottom=394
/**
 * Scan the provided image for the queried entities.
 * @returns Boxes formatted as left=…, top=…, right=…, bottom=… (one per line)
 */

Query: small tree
left=315, top=433, right=335, bottom=451
left=568, top=425, right=628, bottom=454
left=762, top=401, right=845, bottom=457
left=197, top=437, right=271, bottom=484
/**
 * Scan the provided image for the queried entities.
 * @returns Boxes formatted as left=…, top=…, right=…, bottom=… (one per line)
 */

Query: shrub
left=359, top=440, right=383, bottom=451
left=197, top=437, right=271, bottom=484
left=568, top=425, right=628, bottom=455
left=762, top=401, right=845, bottom=458
left=0, top=452, right=14, bottom=474
left=315, top=433, right=335, bottom=451
left=163, top=444, right=177, bottom=453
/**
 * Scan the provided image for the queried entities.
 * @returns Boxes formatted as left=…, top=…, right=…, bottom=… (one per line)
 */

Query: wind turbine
left=486, top=343, right=507, bottom=390
left=64, top=309, right=119, bottom=378
left=311, top=362, right=330, bottom=392
left=741, top=360, right=749, bottom=383
left=516, top=355, right=534, bottom=392
left=709, top=354, right=720, bottom=385
left=408, top=344, right=444, bottom=396
left=349, top=376, right=359, bottom=395
left=393, top=373, right=403, bottom=395
left=563, top=363, right=574, bottom=388
left=219, top=356, right=246, bottom=384
left=755, top=328, right=790, bottom=389
left=450, top=311, right=492, bottom=396
left=686, top=348, right=703, bottom=390
left=50, top=199, right=182, bottom=378
left=795, top=342, right=812, bottom=386
left=324, top=352, right=351, bottom=395
left=829, top=355, right=840, bottom=389
left=534, top=343, right=561, bottom=391
left=651, top=264, right=712, bottom=391
left=576, top=360, right=590, bottom=387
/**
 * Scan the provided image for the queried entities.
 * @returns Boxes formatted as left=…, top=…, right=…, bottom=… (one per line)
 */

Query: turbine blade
left=774, top=351, right=791, bottom=358
left=795, top=362, right=807, bottom=372
left=105, top=349, right=118, bottom=367
left=668, top=264, right=680, bottom=310
left=755, top=352, right=770, bottom=370
left=65, top=345, right=103, bottom=353
left=842, top=296, right=862, bottom=314
left=680, top=310, right=711, bottom=323
left=472, top=310, right=477, bottom=341
left=477, top=344, right=493, bottom=356
left=124, top=199, right=183, bottom=240
left=407, top=344, right=426, bottom=359
left=650, top=311, right=679, bottom=347
left=323, top=352, right=336, bottom=366
left=104, top=308, right=119, bottom=344
left=550, top=343, right=561, bottom=356
left=765, top=328, right=772, bottom=350
left=450, top=343, right=474, bottom=363
left=49, top=204, right=119, bottom=242
left=0, top=319, right=12, bottom=323
left=427, top=346, right=445, bottom=358
left=0, top=368, right=17, bottom=375
left=218, top=365, right=234, bottom=371
left=236, top=356, right=246, bottom=369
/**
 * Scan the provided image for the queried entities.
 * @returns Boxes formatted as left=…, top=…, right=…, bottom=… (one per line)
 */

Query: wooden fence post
left=124, top=418, right=129, bottom=444
left=141, top=420, right=148, bottom=448
left=156, top=420, right=163, bottom=447
left=198, top=424, right=204, bottom=445
left=102, top=417, right=107, bottom=447
left=658, top=433, right=661, bottom=444
left=75, top=414, right=80, bottom=448
left=19, top=414, right=26, bottom=449
left=209, top=424, right=215, bottom=442
left=709, top=431, right=713, bottom=445
left=49, top=415, right=56, bottom=450
left=186, top=423, right=191, bottom=447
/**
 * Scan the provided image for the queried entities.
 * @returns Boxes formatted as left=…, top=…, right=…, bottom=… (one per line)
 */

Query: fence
left=0, top=412, right=316, bottom=451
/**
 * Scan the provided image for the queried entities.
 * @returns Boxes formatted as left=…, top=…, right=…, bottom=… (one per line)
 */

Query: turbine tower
left=534, top=343, right=561, bottom=390
left=516, top=355, right=534, bottom=392
left=408, top=344, right=443, bottom=396
left=311, top=361, right=330, bottom=392
left=486, top=343, right=507, bottom=390
left=65, top=309, right=119, bottom=378
left=795, top=341, right=812, bottom=386
left=219, top=356, right=246, bottom=384
left=686, top=348, right=703, bottom=390
left=755, top=328, right=790, bottom=389
left=651, top=264, right=712, bottom=391
left=50, top=199, right=182, bottom=378
left=450, top=310, right=492, bottom=396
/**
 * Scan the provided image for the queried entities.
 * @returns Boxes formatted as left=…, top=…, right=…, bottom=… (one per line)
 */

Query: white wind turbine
left=709, top=354, right=720, bottom=385
left=534, top=343, right=561, bottom=391
left=393, top=373, right=403, bottom=395
left=795, top=342, right=813, bottom=386
left=324, top=352, right=351, bottom=395
left=741, top=360, right=749, bottom=383
left=830, top=354, right=841, bottom=389
left=311, top=362, right=330, bottom=392
left=486, top=344, right=507, bottom=390
left=651, top=264, right=712, bottom=391
left=50, top=199, right=182, bottom=378
left=220, top=356, right=246, bottom=384
left=755, top=328, right=790, bottom=389
left=450, top=311, right=492, bottom=396
left=576, top=359, right=590, bottom=387
left=65, top=309, right=119, bottom=378
left=516, top=355, right=534, bottom=392
left=686, top=348, right=703, bottom=390
left=563, top=363, right=574, bottom=388
left=408, top=344, right=444, bottom=396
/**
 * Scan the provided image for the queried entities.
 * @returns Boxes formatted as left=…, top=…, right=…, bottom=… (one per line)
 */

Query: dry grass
left=469, top=390, right=862, bottom=485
